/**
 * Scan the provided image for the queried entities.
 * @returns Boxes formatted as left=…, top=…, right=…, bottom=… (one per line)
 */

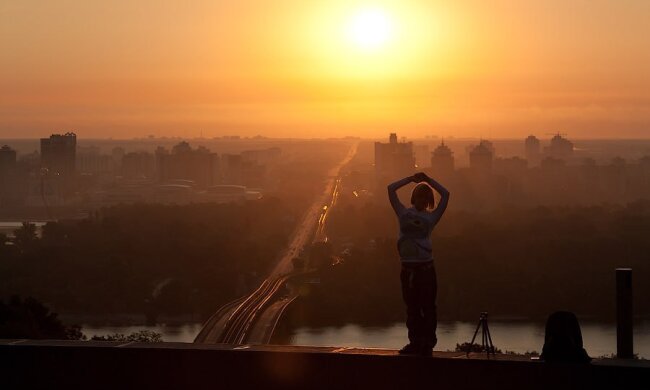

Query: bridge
left=195, top=142, right=356, bottom=345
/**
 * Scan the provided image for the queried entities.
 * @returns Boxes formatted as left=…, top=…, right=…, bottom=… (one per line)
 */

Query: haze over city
left=2, top=1, right=650, bottom=389
left=2, top=0, right=650, bottom=139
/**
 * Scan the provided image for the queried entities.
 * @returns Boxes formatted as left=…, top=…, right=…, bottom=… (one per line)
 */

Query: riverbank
left=77, top=319, right=650, bottom=359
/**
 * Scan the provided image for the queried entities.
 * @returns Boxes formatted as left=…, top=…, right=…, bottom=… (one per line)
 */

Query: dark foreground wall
left=1, top=340, right=648, bottom=390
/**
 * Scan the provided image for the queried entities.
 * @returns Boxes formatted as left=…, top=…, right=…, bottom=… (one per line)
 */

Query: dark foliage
left=90, top=330, right=162, bottom=342
left=0, top=199, right=295, bottom=320
left=288, top=197, right=650, bottom=325
left=455, top=342, right=502, bottom=354
left=0, top=296, right=84, bottom=340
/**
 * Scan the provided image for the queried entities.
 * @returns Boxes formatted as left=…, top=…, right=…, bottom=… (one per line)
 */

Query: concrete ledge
left=1, top=340, right=648, bottom=389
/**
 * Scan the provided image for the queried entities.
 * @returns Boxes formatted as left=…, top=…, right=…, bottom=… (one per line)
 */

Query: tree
left=13, top=222, right=38, bottom=254
left=0, top=296, right=84, bottom=340
left=90, top=330, right=162, bottom=342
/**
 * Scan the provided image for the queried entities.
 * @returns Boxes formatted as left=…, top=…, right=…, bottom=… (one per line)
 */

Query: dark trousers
left=400, top=263, right=438, bottom=346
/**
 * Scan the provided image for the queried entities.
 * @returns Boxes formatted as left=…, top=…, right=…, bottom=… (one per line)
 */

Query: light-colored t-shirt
left=387, top=176, right=448, bottom=263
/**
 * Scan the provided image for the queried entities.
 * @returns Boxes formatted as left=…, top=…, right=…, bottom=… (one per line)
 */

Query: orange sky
left=1, top=0, right=649, bottom=139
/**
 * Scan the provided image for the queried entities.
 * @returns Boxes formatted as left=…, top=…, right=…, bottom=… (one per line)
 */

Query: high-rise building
left=374, top=133, right=415, bottom=180
left=156, top=142, right=220, bottom=188
left=121, top=151, right=155, bottom=179
left=469, top=140, right=494, bottom=173
left=544, top=134, right=574, bottom=161
left=221, top=154, right=243, bottom=185
left=40, top=133, right=76, bottom=177
left=525, top=135, right=541, bottom=166
left=76, top=146, right=112, bottom=175
left=0, top=145, right=17, bottom=173
left=430, top=141, right=454, bottom=176
left=40, top=133, right=77, bottom=194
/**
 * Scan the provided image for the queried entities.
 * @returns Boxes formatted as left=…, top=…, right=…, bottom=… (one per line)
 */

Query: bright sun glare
left=347, top=8, right=394, bottom=50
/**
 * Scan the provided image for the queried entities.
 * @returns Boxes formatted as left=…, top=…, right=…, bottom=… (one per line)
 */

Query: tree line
left=0, top=199, right=295, bottom=322
left=286, top=197, right=650, bottom=326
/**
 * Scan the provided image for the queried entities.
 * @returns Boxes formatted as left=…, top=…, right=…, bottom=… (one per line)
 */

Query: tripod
left=467, top=312, right=496, bottom=358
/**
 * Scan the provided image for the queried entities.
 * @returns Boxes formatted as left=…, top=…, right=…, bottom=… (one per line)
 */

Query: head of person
left=411, top=183, right=435, bottom=211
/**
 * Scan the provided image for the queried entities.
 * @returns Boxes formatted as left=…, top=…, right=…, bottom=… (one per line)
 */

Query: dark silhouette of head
left=411, top=183, right=435, bottom=211
left=540, top=311, right=591, bottom=363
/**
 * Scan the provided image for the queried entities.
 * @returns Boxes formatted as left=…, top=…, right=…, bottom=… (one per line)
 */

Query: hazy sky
left=1, top=0, right=649, bottom=139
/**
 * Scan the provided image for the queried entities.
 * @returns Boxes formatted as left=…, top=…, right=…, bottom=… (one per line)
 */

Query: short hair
left=411, top=183, right=435, bottom=209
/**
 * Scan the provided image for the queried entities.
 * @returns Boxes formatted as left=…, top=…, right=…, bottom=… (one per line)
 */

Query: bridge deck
left=1, top=339, right=648, bottom=389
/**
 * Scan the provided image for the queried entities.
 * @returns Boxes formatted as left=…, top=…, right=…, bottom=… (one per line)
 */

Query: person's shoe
left=398, top=343, right=420, bottom=355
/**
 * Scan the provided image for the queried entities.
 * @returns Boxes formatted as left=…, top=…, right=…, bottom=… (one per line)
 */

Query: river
left=82, top=320, right=650, bottom=358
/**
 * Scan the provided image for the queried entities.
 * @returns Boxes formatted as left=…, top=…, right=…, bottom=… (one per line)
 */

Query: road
left=195, top=141, right=358, bottom=344
left=269, top=142, right=356, bottom=277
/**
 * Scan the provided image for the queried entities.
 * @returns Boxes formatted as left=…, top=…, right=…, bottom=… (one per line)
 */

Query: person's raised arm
left=387, top=175, right=414, bottom=216
left=414, top=172, right=450, bottom=224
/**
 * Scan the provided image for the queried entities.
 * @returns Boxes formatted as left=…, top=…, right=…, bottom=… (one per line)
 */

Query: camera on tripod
left=467, top=311, right=496, bottom=358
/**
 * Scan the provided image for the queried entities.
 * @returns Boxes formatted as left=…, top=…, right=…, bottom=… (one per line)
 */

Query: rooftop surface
left=1, top=340, right=648, bottom=389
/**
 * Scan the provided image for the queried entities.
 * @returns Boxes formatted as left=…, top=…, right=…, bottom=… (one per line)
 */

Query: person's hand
left=413, top=172, right=428, bottom=183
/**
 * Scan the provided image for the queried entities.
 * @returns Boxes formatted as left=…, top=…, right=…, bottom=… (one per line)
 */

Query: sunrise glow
left=347, top=8, right=394, bottom=51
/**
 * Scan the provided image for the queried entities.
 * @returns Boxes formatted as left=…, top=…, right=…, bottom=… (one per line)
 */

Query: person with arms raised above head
left=387, top=172, right=450, bottom=356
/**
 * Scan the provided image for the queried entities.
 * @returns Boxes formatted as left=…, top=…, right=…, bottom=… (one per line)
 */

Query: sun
left=347, top=8, right=394, bottom=51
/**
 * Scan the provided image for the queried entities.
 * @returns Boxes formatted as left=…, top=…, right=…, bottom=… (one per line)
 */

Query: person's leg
left=400, top=267, right=421, bottom=350
left=418, top=266, right=438, bottom=350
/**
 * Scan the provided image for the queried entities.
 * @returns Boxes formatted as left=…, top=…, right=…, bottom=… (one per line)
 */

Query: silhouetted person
left=540, top=311, right=591, bottom=363
left=388, top=172, right=450, bottom=356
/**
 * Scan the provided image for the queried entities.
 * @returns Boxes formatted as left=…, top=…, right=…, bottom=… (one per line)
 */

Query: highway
left=195, top=142, right=358, bottom=344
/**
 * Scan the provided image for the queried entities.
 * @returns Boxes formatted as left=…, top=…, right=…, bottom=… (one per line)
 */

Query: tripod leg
left=481, top=322, right=489, bottom=359
left=468, top=320, right=482, bottom=356
left=485, top=323, right=496, bottom=356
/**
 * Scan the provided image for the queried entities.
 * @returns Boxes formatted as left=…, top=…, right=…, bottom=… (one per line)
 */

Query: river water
left=82, top=320, right=650, bottom=358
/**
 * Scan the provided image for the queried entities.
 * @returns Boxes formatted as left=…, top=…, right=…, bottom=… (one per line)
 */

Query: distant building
left=469, top=140, right=494, bottom=173
left=202, top=184, right=263, bottom=203
left=0, top=145, right=18, bottom=206
left=241, top=147, right=281, bottom=165
left=121, top=151, right=155, bottom=179
left=374, top=133, right=415, bottom=180
left=544, top=134, right=574, bottom=161
left=76, top=146, right=112, bottom=175
left=111, top=147, right=125, bottom=170
left=41, top=133, right=76, bottom=177
left=541, top=156, right=566, bottom=172
left=0, top=145, right=17, bottom=174
left=413, top=144, right=430, bottom=168
left=525, top=135, right=541, bottom=166
left=153, top=184, right=195, bottom=204
left=480, top=140, right=495, bottom=154
left=221, top=154, right=243, bottom=184
left=494, top=156, right=528, bottom=176
left=430, top=141, right=454, bottom=176
left=40, top=133, right=77, bottom=194
left=98, top=184, right=151, bottom=206
left=156, top=142, right=220, bottom=188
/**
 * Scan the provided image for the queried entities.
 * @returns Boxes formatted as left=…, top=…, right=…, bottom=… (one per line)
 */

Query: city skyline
left=3, top=2, right=650, bottom=382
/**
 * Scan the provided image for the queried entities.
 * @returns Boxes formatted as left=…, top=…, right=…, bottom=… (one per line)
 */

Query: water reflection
left=82, top=320, right=650, bottom=359
left=290, top=321, right=650, bottom=358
